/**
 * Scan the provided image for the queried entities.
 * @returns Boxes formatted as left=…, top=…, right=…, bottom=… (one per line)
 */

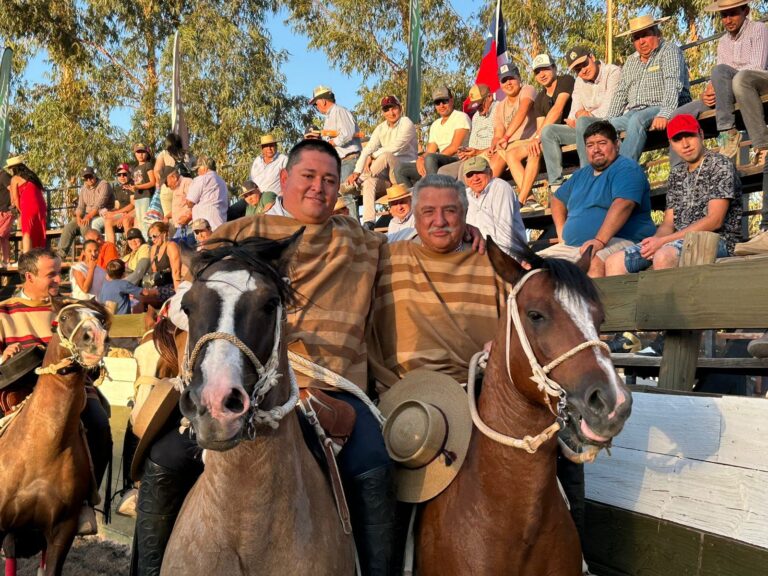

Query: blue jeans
left=623, top=238, right=729, bottom=273
left=134, top=197, right=151, bottom=235
left=541, top=123, right=577, bottom=183
left=610, top=107, right=661, bottom=161
left=396, top=154, right=459, bottom=187
left=341, top=155, right=358, bottom=183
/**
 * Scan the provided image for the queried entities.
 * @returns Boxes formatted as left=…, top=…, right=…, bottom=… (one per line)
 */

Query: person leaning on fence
left=346, top=95, right=418, bottom=230
left=672, top=0, right=768, bottom=161
left=438, top=83, right=498, bottom=181
left=4, top=156, right=47, bottom=256
left=538, top=120, right=656, bottom=278
left=507, top=54, right=575, bottom=211
left=58, top=166, right=114, bottom=259
left=541, top=46, right=622, bottom=187
left=605, top=114, right=742, bottom=275
left=578, top=14, right=691, bottom=164
left=395, top=86, right=471, bottom=188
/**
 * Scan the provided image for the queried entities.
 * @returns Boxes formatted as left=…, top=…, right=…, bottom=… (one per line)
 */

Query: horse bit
left=467, top=268, right=610, bottom=461
left=178, top=302, right=299, bottom=438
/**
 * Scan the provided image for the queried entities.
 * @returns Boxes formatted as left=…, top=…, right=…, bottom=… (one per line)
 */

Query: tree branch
left=80, top=39, right=146, bottom=89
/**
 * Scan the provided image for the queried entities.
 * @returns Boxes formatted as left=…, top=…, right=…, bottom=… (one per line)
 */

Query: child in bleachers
left=98, top=258, right=144, bottom=314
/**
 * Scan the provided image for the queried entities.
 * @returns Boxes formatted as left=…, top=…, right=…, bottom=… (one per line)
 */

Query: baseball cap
left=133, top=143, right=149, bottom=153
left=380, top=95, right=401, bottom=109
left=463, top=156, right=490, bottom=176
left=81, top=166, right=96, bottom=178
left=431, top=85, right=452, bottom=101
left=666, top=114, right=701, bottom=139
left=468, top=84, right=491, bottom=108
left=240, top=180, right=259, bottom=197
left=192, top=155, right=216, bottom=171
left=191, top=218, right=211, bottom=232
left=115, top=163, right=131, bottom=175
left=498, top=63, right=521, bottom=82
left=125, top=228, right=145, bottom=241
left=309, top=85, right=334, bottom=104
left=158, top=165, right=179, bottom=186
left=532, top=54, right=555, bottom=72
left=566, top=46, right=591, bottom=71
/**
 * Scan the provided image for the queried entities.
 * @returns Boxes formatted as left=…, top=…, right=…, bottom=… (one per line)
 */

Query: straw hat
left=379, top=370, right=472, bottom=503
left=130, top=377, right=180, bottom=481
left=260, top=134, right=278, bottom=146
left=705, top=0, right=751, bottom=11
left=334, top=196, right=347, bottom=211
left=3, top=155, right=25, bottom=170
left=379, top=183, right=412, bottom=205
left=616, top=14, right=671, bottom=37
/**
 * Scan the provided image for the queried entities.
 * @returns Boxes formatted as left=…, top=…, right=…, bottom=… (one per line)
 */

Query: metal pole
left=606, top=0, right=614, bottom=63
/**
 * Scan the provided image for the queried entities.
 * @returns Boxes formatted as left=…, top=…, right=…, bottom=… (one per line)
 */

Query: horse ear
left=576, top=246, right=593, bottom=273
left=271, top=227, right=305, bottom=276
left=487, top=236, right=526, bottom=285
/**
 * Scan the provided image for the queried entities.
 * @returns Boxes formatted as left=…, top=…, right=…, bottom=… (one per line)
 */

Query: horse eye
left=527, top=310, right=545, bottom=322
left=263, top=298, right=279, bottom=314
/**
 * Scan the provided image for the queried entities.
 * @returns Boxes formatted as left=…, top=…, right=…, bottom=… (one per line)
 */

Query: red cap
left=380, top=95, right=401, bottom=109
left=115, top=163, right=131, bottom=175
left=667, top=114, right=701, bottom=139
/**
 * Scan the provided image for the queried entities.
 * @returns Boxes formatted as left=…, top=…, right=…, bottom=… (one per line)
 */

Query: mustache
left=428, top=226, right=457, bottom=234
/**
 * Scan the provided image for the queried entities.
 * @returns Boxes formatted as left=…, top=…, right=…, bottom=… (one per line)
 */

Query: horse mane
left=153, top=316, right=180, bottom=374
left=515, top=246, right=603, bottom=310
left=192, top=236, right=298, bottom=307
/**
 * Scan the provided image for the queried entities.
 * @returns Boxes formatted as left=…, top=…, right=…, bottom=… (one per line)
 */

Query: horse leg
left=44, top=519, right=78, bottom=576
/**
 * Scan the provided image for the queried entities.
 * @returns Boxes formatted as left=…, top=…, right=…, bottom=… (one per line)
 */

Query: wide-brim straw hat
left=379, top=183, right=412, bottom=205
left=260, top=134, right=278, bottom=146
left=130, top=377, right=180, bottom=481
left=379, top=370, right=472, bottom=503
left=616, top=14, right=671, bottom=37
left=704, top=0, right=751, bottom=11
left=3, top=155, right=25, bottom=170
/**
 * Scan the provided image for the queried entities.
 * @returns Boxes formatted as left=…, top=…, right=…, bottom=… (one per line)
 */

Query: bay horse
left=0, top=298, right=111, bottom=576
left=416, top=240, right=632, bottom=575
left=161, top=233, right=355, bottom=576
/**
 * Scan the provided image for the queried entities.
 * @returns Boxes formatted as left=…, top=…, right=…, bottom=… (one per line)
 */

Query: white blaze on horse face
left=199, top=270, right=259, bottom=419
left=553, top=286, right=627, bottom=409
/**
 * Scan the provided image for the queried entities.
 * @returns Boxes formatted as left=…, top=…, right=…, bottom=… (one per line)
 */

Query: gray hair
left=412, top=173, right=468, bottom=214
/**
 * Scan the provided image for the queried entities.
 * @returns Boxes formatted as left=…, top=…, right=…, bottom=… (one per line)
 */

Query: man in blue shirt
left=538, top=120, right=656, bottom=277
left=98, top=258, right=144, bottom=314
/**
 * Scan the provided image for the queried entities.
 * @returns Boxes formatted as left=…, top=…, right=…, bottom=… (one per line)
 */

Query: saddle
left=298, top=388, right=356, bottom=450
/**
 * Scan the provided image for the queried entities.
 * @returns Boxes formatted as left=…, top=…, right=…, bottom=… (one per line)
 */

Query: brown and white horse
left=161, top=233, right=355, bottom=576
left=0, top=298, right=110, bottom=576
left=417, top=240, right=632, bottom=575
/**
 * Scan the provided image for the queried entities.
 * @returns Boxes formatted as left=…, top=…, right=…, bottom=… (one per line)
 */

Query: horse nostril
left=224, top=389, right=247, bottom=415
left=587, top=387, right=609, bottom=416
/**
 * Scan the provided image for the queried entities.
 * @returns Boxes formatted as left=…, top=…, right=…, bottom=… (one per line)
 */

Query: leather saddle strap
left=299, top=397, right=353, bottom=535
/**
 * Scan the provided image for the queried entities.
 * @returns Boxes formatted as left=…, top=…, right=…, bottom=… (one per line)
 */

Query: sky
left=20, top=1, right=484, bottom=132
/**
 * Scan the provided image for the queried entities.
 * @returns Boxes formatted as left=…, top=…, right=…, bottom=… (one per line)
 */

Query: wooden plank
left=584, top=501, right=768, bottom=576
left=613, top=354, right=768, bottom=374
left=109, top=314, right=147, bottom=338
left=594, top=274, right=640, bottom=332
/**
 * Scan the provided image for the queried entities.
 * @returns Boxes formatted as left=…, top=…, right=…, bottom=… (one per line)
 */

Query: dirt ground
left=13, top=536, right=130, bottom=576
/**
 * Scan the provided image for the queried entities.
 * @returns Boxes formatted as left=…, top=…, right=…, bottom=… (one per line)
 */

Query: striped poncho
left=0, top=296, right=54, bottom=355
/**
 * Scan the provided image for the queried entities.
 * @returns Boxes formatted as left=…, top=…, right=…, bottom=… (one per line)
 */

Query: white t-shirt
left=428, top=110, right=471, bottom=152
left=70, top=262, right=107, bottom=301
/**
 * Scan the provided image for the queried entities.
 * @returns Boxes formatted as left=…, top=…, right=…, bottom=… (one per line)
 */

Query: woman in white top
left=71, top=239, right=107, bottom=300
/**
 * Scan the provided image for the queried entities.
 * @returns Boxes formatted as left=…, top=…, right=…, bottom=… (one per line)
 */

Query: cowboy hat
left=3, top=155, right=25, bottom=170
left=334, top=196, right=348, bottom=211
left=616, top=14, right=671, bottom=37
left=379, top=183, right=412, bottom=205
left=704, top=0, right=751, bottom=11
left=379, top=370, right=472, bottom=503
left=130, top=377, right=180, bottom=481
left=260, top=134, right=278, bottom=146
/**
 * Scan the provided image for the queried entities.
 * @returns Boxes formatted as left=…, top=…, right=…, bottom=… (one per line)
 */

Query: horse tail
left=153, top=317, right=180, bottom=377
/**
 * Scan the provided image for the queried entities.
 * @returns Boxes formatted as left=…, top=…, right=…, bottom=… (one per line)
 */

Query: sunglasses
left=150, top=233, right=162, bottom=239
left=433, top=98, right=450, bottom=106
left=382, top=105, right=398, bottom=112
left=193, top=229, right=208, bottom=236
left=84, top=175, right=95, bottom=180
left=117, top=172, right=129, bottom=177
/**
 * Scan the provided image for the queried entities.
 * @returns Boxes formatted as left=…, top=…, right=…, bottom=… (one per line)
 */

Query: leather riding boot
left=133, top=459, right=191, bottom=576
left=347, top=465, right=397, bottom=576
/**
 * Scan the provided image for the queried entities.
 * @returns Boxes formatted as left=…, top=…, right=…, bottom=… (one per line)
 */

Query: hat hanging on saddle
left=130, top=376, right=180, bottom=481
left=379, top=369, right=472, bottom=503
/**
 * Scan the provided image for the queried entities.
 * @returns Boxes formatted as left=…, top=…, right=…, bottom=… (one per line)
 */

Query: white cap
left=532, top=54, right=555, bottom=71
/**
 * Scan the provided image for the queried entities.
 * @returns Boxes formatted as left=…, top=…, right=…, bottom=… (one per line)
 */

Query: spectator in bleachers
left=71, top=239, right=107, bottom=300
left=605, top=115, right=742, bottom=275
left=673, top=0, right=768, bottom=160
left=186, top=155, right=228, bottom=231
left=492, top=63, right=537, bottom=176
left=346, top=95, right=417, bottom=229
left=539, top=121, right=656, bottom=277
left=541, top=47, right=622, bottom=187
left=58, top=166, right=112, bottom=259
left=506, top=54, right=574, bottom=212
left=157, top=165, right=192, bottom=243
left=309, top=85, right=362, bottom=183
left=579, top=15, right=691, bottom=164
left=98, top=259, right=144, bottom=315
left=191, top=218, right=212, bottom=247
left=463, top=156, right=527, bottom=256
left=105, top=163, right=135, bottom=232
left=241, top=179, right=277, bottom=216
left=438, top=83, right=498, bottom=180
left=380, top=184, right=414, bottom=235
left=5, top=157, right=47, bottom=256
left=83, top=228, right=120, bottom=270
left=0, top=169, right=12, bottom=267
left=104, top=225, right=150, bottom=286
left=249, top=134, right=287, bottom=196
left=396, top=86, right=470, bottom=188
left=129, top=143, right=157, bottom=234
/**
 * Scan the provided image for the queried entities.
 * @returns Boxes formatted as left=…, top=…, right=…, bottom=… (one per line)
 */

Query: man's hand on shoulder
left=464, top=224, right=486, bottom=255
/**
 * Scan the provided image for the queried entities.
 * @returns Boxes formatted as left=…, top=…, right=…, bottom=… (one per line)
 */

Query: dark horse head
left=51, top=298, right=111, bottom=367
left=178, top=231, right=302, bottom=450
left=487, top=238, right=632, bottom=450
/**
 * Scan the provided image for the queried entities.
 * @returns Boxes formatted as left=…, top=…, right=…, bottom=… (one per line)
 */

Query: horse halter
left=468, top=268, right=609, bottom=460
left=180, top=303, right=299, bottom=437
left=36, top=304, right=108, bottom=375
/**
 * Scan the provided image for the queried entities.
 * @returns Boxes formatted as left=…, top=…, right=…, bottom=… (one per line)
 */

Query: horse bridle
left=467, top=268, right=610, bottom=458
left=179, top=303, right=299, bottom=438
left=36, top=304, right=108, bottom=375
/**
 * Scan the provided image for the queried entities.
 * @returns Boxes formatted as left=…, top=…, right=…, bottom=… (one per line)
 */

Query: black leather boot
left=347, top=465, right=397, bottom=576
left=132, top=459, right=192, bottom=576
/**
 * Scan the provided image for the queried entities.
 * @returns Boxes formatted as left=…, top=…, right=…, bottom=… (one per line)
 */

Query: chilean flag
left=464, top=0, right=508, bottom=113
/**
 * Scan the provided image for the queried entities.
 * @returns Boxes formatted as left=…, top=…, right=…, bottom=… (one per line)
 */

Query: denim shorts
left=624, top=238, right=729, bottom=273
